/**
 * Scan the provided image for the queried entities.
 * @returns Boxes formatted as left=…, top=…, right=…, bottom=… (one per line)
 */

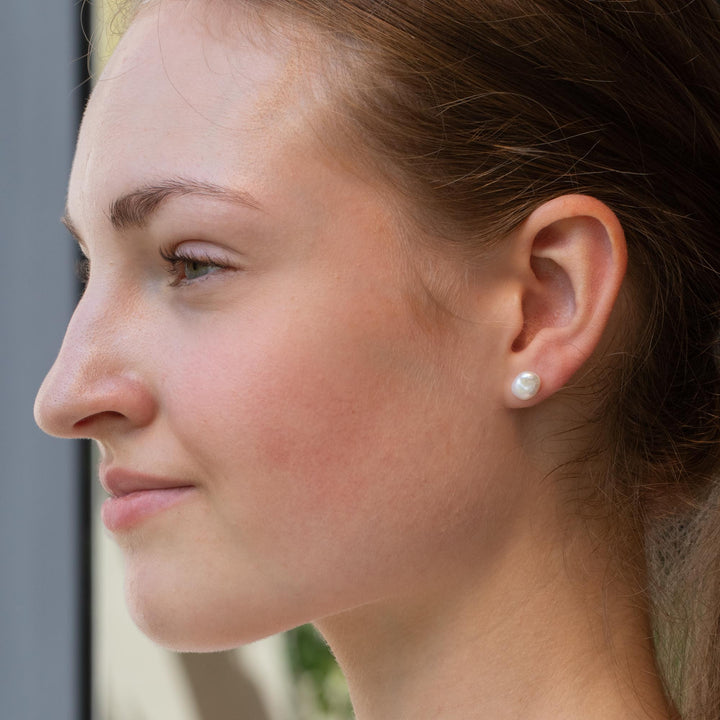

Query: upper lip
left=100, top=466, right=194, bottom=498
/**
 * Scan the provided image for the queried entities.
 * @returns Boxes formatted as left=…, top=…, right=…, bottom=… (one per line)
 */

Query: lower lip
left=101, top=487, right=195, bottom=532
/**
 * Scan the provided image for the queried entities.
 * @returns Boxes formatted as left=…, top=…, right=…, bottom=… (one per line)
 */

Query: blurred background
left=1, top=2, right=351, bottom=718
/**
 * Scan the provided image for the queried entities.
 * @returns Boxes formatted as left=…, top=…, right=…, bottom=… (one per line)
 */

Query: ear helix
left=511, top=371, right=541, bottom=401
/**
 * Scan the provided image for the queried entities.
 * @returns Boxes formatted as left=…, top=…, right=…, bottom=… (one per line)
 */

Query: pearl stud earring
left=511, top=371, right=541, bottom=400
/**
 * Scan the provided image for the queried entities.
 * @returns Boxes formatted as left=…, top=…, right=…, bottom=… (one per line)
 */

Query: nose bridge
left=34, top=282, right=157, bottom=438
left=60, top=287, right=124, bottom=382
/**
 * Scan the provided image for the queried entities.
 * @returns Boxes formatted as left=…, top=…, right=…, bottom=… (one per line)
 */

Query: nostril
left=74, top=410, right=128, bottom=431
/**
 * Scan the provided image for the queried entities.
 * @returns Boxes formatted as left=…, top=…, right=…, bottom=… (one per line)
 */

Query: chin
left=123, top=571, right=300, bottom=653
left=126, top=595, right=283, bottom=652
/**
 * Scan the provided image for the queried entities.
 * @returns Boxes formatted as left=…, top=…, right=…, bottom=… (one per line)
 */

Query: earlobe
left=505, top=195, right=627, bottom=407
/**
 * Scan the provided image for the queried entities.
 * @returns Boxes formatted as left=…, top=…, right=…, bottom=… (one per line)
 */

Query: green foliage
left=286, top=625, right=353, bottom=720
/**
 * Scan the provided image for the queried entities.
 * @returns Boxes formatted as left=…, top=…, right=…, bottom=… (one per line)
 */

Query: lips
left=101, top=466, right=194, bottom=498
left=100, top=467, right=196, bottom=532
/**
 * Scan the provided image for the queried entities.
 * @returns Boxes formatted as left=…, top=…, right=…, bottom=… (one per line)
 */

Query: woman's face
left=35, top=1, right=518, bottom=650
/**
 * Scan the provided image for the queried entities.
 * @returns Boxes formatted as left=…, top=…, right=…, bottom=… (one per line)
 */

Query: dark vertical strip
left=76, top=3, right=93, bottom=720
left=78, top=439, right=93, bottom=720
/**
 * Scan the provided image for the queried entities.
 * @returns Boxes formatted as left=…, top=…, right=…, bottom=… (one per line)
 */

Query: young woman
left=34, top=1, right=720, bottom=718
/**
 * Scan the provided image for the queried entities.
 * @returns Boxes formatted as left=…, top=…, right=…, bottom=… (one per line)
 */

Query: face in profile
left=34, top=0, right=519, bottom=651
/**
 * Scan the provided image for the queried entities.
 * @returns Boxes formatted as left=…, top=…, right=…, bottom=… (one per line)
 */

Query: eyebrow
left=61, top=178, right=262, bottom=238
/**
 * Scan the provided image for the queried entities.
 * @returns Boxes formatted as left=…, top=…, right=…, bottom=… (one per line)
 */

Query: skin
left=35, top=2, right=674, bottom=718
left=36, top=0, right=517, bottom=646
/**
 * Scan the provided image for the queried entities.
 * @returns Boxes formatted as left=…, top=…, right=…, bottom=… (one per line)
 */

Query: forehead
left=69, top=1, right=321, bottom=219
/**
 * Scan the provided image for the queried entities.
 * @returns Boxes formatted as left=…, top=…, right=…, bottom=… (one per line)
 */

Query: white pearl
left=511, top=371, right=541, bottom=400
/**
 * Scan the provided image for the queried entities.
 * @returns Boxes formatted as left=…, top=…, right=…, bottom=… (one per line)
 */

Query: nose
left=34, top=290, right=157, bottom=440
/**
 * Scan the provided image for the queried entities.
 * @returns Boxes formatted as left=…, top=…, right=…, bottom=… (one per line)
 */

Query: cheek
left=163, top=297, right=429, bottom=525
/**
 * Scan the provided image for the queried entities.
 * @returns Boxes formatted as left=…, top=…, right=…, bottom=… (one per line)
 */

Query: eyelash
left=76, top=256, right=90, bottom=285
left=159, top=246, right=233, bottom=286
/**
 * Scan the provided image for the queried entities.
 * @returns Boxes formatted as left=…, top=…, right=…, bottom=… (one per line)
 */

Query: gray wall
left=1, top=3, right=83, bottom=719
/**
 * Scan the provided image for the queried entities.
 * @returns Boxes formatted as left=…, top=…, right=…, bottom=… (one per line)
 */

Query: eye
left=182, top=258, right=215, bottom=281
left=160, top=246, right=232, bottom=287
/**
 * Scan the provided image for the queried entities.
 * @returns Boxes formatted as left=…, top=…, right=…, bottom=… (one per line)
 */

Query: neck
left=316, top=500, right=673, bottom=720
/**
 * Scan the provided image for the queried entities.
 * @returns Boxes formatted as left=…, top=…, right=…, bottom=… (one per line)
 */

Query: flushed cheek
left=196, top=340, right=405, bottom=496
left=164, top=297, right=440, bottom=549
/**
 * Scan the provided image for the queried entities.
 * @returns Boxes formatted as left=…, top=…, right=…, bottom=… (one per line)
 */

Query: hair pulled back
left=127, top=1, right=720, bottom=716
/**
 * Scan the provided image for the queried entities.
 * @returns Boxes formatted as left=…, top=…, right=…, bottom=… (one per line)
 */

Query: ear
left=503, top=194, right=627, bottom=407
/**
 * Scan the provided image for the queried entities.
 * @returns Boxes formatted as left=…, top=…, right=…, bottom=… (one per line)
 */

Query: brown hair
left=124, top=0, right=720, bottom=716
